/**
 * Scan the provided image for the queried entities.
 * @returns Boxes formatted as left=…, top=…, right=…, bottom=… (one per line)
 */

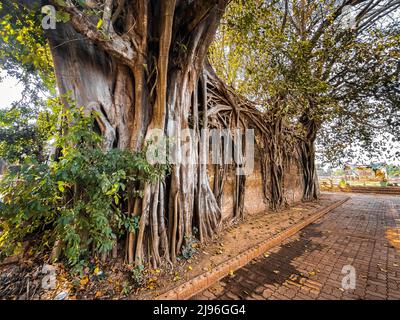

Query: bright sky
left=0, top=72, right=25, bottom=109
left=317, top=139, right=400, bottom=169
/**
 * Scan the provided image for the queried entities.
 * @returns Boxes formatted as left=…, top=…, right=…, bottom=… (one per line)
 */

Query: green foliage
left=0, top=1, right=55, bottom=93
left=130, top=264, right=145, bottom=287
left=180, top=236, right=197, bottom=260
left=0, top=103, right=55, bottom=164
left=0, top=102, right=168, bottom=269
left=0, top=1, right=58, bottom=164
left=339, top=179, right=347, bottom=188
left=121, top=281, right=132, bottom=295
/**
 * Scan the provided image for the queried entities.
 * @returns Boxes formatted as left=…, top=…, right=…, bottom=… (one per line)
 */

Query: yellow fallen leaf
left=95, top=291, right=103, bottom=298
left=228, top=270, right=234, bottom=277
left=187, top=266, right=193, bottom=271
left=80, top=276, right=89, bottom=286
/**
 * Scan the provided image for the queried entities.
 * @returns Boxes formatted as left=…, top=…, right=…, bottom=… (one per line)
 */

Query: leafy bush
left=0, top=104, right=168, bottom=270
left=130, top=264, right=145, bottom=287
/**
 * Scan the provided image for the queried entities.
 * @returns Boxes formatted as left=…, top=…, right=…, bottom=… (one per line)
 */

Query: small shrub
left=131, top=264, right=145, bottom=287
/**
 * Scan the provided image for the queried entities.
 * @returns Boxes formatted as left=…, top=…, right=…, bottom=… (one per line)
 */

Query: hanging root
left=150, top=182, right=161, bottom=268
left=118, top=61, right=315, bottom=268
left=170, top=191, right=179, bottom=262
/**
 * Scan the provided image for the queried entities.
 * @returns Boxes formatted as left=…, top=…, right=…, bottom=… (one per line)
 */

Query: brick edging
left=155, top=197, right=350, bottom=300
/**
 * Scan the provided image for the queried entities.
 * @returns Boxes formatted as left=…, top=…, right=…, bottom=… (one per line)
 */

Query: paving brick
left=193, top=194, right=400, bottom=300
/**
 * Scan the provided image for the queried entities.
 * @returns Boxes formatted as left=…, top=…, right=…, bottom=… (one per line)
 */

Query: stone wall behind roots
left=210, top=151, right=304, bottom=221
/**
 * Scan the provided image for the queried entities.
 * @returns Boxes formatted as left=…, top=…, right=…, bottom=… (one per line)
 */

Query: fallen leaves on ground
left=80, top=276, right=89, bottom=286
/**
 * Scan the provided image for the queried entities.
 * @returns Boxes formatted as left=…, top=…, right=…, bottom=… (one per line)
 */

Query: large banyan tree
left=41, top=0, right=312, bottom=267
left=7, top=0, right=396, bottom=268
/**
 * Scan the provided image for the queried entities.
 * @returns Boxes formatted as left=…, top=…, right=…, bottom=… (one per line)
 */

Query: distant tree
left=0, top=103, right=55, bottom=163
left=1, top=0, right=398, bottom=270
left=387, top=165, right=400, bottom=177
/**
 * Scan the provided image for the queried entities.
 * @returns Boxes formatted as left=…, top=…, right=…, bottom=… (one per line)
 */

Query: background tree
left=210, top=0, right=400, bottom=186
left=0, top=1, right=56, bottom=164
left=0, top=104, right=55, bottom=163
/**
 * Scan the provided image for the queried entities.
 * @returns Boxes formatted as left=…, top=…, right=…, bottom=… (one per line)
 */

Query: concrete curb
left=155, top=197, right=350, bottom=300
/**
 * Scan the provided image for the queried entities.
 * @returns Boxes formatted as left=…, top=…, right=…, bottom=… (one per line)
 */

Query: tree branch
left=176, top=0, right=230, bottom=33
left=51, top=0, right=137, bottom=68
left=102, top=0, right=113, bottom=34
left=310, top=0, right=367, bottom=49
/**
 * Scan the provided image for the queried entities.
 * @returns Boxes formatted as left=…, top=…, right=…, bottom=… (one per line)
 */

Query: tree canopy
left=210, top=0, right=400, bottom=166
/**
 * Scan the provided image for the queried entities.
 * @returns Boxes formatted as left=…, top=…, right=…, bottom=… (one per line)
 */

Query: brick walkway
left=193, top=194, right=400, bottom=300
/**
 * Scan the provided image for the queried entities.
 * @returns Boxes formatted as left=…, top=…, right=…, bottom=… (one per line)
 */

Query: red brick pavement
left=192, top=194, right=400, bottom=300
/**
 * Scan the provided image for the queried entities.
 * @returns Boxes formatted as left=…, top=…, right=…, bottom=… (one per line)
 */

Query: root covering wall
left=214, top=151, right=305, bottom=221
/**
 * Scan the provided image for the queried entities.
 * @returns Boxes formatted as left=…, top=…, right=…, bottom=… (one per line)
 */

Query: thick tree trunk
left=44, top=0, right=319, bottom=268
left=47, top=0, right=229, bottom=267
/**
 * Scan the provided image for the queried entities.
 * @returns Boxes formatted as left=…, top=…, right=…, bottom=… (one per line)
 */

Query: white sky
left=0, top=72, right=25, bottom=109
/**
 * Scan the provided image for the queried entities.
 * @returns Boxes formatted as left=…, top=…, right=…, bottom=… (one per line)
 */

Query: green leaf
left=57, top=181, right=65, bottom=192
left=55, top=11, right=71, bottom=23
